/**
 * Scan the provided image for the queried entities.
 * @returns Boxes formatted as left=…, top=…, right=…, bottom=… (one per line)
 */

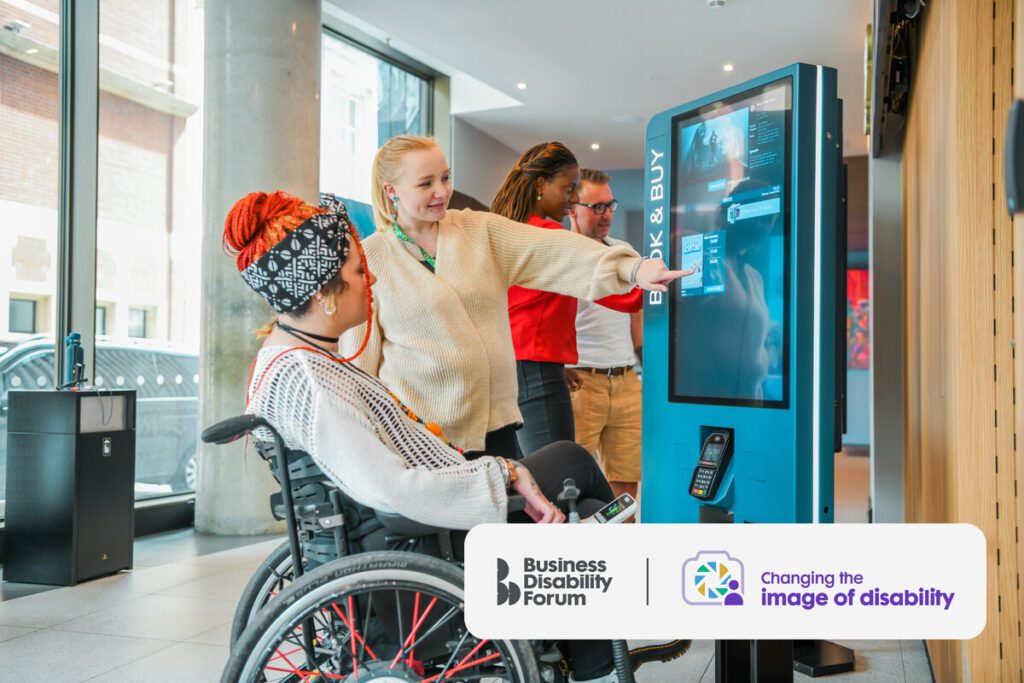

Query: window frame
left=320, top=21, right=438, bottom=142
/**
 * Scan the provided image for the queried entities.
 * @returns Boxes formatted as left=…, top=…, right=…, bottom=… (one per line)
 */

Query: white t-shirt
left=569, top=236, right=639, bottom=369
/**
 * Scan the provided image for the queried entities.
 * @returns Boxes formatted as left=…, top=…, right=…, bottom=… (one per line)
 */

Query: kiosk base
left=714, top=640, right=855, bottom=681
left=716, top=640, right=794, bottom=682
left=793, top=640, right=856, bottom=677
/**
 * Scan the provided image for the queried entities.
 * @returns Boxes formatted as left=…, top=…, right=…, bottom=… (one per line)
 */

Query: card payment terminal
left=688, top=431, right=733, bottom=501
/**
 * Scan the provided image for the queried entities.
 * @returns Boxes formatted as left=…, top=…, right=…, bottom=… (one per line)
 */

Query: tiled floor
left=0, top=453, right=933, bottom=682
left=0, top=531, right=281, bottom=682
left=633, top=639, right=934, bottom=682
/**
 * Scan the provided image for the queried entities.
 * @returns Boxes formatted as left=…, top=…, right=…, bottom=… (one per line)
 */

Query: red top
left=508, top=216, right=643, bottom=365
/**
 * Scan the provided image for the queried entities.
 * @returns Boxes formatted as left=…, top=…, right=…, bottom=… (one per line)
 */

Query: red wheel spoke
left=390, top=595, right=438, bottom=669
left=270, top=646, right=314, bottom=683
left=330, top=602, right=378, bottom=660
left=348, top=596, right=359, bottom=681
left=409, top=592, right=421, bottom=667
left=422, top=650, right=502, bottom=682
left=267, top=645, right=303, bottom=663
left=421, top=637, right=489, bottom=682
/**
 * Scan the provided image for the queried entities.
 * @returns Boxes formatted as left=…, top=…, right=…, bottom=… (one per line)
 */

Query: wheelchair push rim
left=229, top=552, right=537, bottom=683
left=231, top=540, right=296, bottom=648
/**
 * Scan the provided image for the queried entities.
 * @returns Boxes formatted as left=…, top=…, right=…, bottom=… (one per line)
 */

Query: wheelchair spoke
left=421, top=639, right=503, bottom=683
left=358, top=587, right=378, bottom=663
left=432, top=628, right=471, bottom=681
left=266, top=645, right=304, bottom=663
left=396, top=604, right=461, bottom=667
left=250, top=580, right=521, bottom=683
left=330, top=599, right=378, bottom=661
left=395, top=589, right=405, bottom=658
left=346, top=596, right=359, bottom=675
left=409, top=591, right=421, bottom=667
left=269, top=645, right=315, bottom=683
left=390, top=593, right=438, bottom=669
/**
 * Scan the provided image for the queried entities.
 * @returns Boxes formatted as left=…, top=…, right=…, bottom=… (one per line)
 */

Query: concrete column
left=197, top=0, right=321, bottom=534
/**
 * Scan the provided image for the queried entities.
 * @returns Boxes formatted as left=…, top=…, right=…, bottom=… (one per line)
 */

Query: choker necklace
left=276, top=320, right=338, bottom=346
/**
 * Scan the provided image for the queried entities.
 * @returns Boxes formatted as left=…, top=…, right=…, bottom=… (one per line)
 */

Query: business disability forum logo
left=683, top=551, right=745, bottom=606
left=497, top=557, right=613, bottom=607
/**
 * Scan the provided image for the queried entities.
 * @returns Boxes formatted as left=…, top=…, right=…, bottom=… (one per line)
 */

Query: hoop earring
left=320, top=295, right=337, bottom=316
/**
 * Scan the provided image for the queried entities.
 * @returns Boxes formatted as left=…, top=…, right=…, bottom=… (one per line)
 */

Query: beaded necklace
left=391, top=221, right=437, bottom=268
left=384, top=387, right=463, bottom=453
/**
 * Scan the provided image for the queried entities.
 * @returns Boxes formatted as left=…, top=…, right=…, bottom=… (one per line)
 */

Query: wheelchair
left=203, top=414, right=691, bottom=682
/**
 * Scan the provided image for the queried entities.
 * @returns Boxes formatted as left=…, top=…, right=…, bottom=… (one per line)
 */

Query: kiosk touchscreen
left=641, top=64, right=843, bottom=525
left=670, top=81, right=790, bottom=409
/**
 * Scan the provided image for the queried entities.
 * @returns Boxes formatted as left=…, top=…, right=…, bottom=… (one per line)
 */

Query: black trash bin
left=4, top=389, right=135, bottom=585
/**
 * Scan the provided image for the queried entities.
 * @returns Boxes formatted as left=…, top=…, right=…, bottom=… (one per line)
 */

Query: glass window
left=8, top=298, right=38, bottom=334
left=95, top=304, right=108, bottom=335
left=127, top=306, right=149, bottom=338
left=0, top=0, right=61, bottom=517
left=320, top=32, right=431, bottom=204
left=98, top=1, right=203, bottom=498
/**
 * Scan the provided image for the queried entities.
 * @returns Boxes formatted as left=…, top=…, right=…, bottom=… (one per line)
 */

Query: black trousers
left=516, top=360, right=576, bottom=455
left=464, top=423, right=522, bottom=461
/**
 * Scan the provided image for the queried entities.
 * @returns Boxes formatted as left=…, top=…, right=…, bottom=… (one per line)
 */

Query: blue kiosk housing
left=641, top=63, right=844, bottom=525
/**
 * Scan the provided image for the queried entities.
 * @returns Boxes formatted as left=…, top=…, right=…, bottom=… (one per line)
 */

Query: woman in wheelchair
left=224, top=189, right=622, bottom=681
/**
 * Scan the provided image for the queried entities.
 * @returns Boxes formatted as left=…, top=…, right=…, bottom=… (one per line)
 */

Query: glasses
left=574, top=199, right=619, bottom=215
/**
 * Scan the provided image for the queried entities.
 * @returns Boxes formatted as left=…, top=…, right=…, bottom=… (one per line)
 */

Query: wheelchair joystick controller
left=558, top=478, right=581, bottom=524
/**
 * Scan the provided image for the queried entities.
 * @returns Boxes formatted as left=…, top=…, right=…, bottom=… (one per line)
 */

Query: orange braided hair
left=223, top=190, right=374, bottom=363
left=223, top=191, right=326, bottom=271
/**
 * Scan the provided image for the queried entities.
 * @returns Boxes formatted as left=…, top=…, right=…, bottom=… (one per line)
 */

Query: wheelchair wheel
left=224, top=550, right=539, bottom=683
left=231, top=540, right=295, bottom=648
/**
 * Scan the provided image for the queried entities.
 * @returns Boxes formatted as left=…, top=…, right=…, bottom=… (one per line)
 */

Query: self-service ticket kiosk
left=641, top=64, right=849, bottom=679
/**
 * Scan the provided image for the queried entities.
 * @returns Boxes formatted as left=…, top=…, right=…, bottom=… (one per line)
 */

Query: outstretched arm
left=481, top=212, right=687, bottom=299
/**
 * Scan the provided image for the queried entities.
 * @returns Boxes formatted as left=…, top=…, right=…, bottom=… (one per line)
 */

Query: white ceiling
left=328, top=0, right=873, bottom=169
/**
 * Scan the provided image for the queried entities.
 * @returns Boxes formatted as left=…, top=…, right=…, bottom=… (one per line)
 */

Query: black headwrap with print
left=240, top=194, right=352, bottom=313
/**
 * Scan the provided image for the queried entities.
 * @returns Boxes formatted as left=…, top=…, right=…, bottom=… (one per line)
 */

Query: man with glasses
left=567, top=169, right=644, bottom=506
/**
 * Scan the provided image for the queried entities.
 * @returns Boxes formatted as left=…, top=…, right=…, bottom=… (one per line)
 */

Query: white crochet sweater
left=246, top=346, right=509, bottom=529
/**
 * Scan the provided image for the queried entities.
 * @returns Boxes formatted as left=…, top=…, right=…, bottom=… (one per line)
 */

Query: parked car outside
left=0, top=336, right=199, bottom=504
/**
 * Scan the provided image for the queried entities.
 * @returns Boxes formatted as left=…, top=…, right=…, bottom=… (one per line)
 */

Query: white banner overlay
left=464, top=524, right=986, bottom=640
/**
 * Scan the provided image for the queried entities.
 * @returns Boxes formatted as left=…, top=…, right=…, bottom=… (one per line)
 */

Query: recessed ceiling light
left=591, top=143, right=601, bottom=150
left=516, top=82, right=527, bottom=90
left=25, top=48, right=38, bottom=55
left=723, top=63, right=734, bottom=72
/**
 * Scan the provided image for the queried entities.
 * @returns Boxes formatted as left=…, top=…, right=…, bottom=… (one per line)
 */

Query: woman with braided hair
left=225, top=189, right=626, bottom=682
left=492, top=143, right=644, bottom=455
left=339, top=135, right=684, bottom=462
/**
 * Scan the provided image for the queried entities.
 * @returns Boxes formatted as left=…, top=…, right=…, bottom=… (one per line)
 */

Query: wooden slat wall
left=904, top=1, right=1023, bottom=681
left=995, top=0, right=1024, bottom=679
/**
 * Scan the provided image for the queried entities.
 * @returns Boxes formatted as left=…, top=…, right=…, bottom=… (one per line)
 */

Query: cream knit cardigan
left=339, top=209, right=641, bottom=452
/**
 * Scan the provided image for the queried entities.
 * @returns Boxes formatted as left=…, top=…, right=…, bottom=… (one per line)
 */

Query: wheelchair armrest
left=508, top=495, right=526, bottom=513
left=201, top=414, right=263, bottom=445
